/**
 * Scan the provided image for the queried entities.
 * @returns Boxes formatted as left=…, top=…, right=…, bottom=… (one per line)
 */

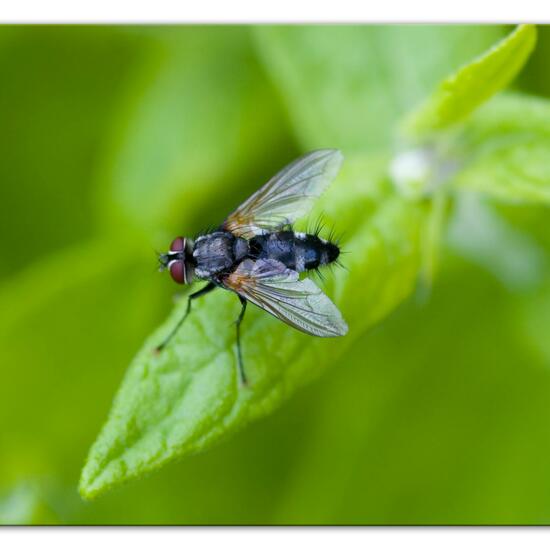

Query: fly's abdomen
left=294, top=232, right=339, bottom=272
left=250, top=231, right=339, bottom=273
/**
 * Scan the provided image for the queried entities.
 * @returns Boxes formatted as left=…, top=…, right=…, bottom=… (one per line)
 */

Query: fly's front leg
left=155, top=282, right=216, bottom=353
left=235, top=295, right=248, bottom=386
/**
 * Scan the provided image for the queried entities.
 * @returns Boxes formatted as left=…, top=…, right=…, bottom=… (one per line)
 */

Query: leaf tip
left=78, top=470, right=99, bottom=502
left=78, top=456, right=106, bottom=501
left=403, top=23, right=538, bottom=139
left=510, top=24, right=537, bottom=60
left=78, top=441, right=124, bottom=501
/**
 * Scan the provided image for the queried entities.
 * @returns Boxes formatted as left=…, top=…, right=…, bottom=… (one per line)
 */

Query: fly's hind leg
left=235, top=295, right=248, bottom=386
left=155, top=282, right=216, bottom=353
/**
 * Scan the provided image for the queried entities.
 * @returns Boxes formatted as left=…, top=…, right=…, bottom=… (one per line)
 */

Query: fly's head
left=158, top=236, right=195, bottom=284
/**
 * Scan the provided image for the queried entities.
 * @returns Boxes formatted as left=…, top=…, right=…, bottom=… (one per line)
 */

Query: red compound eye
left=169, top=260, right=186, bottom=284
left=170, top=236, right=185, bottom=253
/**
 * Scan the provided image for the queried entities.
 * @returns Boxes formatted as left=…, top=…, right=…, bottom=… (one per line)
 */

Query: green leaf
left=254, top=25, right=505, bottom=152
left=494, top=201, right=550, bottom=251
left=96, top=27, right=294, bottom=240
left=451, top=93, right=550, bottom=203
left=419, top=190, right=450, bottom=291
left=447, top=193, right=547, bottom=291
left=79, top=154, right=429, bottom=499
left=270, top=260, right=550, bottom=524
left=518, top=279, right=550, bottom=366
left=404, top=25, right=537, bottom=137
left=0, top=239, right=171, bottom=519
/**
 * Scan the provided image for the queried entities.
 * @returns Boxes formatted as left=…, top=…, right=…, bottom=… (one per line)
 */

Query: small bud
left=390, top=146, right=458, bottom=199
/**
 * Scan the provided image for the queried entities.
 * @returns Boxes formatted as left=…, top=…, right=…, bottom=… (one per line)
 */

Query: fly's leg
left=155, top=282, right=216, bottom=353
left=235, top=296, right=248, bottom=386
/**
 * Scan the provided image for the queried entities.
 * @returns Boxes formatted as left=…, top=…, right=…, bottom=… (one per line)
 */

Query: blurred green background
left=1, top=24, right=550, bottom=525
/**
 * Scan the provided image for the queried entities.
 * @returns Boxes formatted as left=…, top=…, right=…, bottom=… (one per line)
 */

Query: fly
left=157, top=149, right=348, bottom=385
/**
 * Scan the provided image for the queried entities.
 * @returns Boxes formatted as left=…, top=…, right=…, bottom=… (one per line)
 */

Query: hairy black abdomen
left=249, top=231, right=339, bottom=273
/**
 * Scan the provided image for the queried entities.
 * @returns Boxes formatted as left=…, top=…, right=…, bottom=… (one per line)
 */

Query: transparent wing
left=223, top=259, right=348, bottom=337
left=223, top=149, right=343, bottom=238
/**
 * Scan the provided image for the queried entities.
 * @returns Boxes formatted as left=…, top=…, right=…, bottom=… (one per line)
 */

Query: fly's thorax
left=193, top=231, right=249, bottom=279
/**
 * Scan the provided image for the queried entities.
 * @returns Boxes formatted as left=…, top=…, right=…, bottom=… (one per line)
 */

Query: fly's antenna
left=156, top=248, right=169, bottom=273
